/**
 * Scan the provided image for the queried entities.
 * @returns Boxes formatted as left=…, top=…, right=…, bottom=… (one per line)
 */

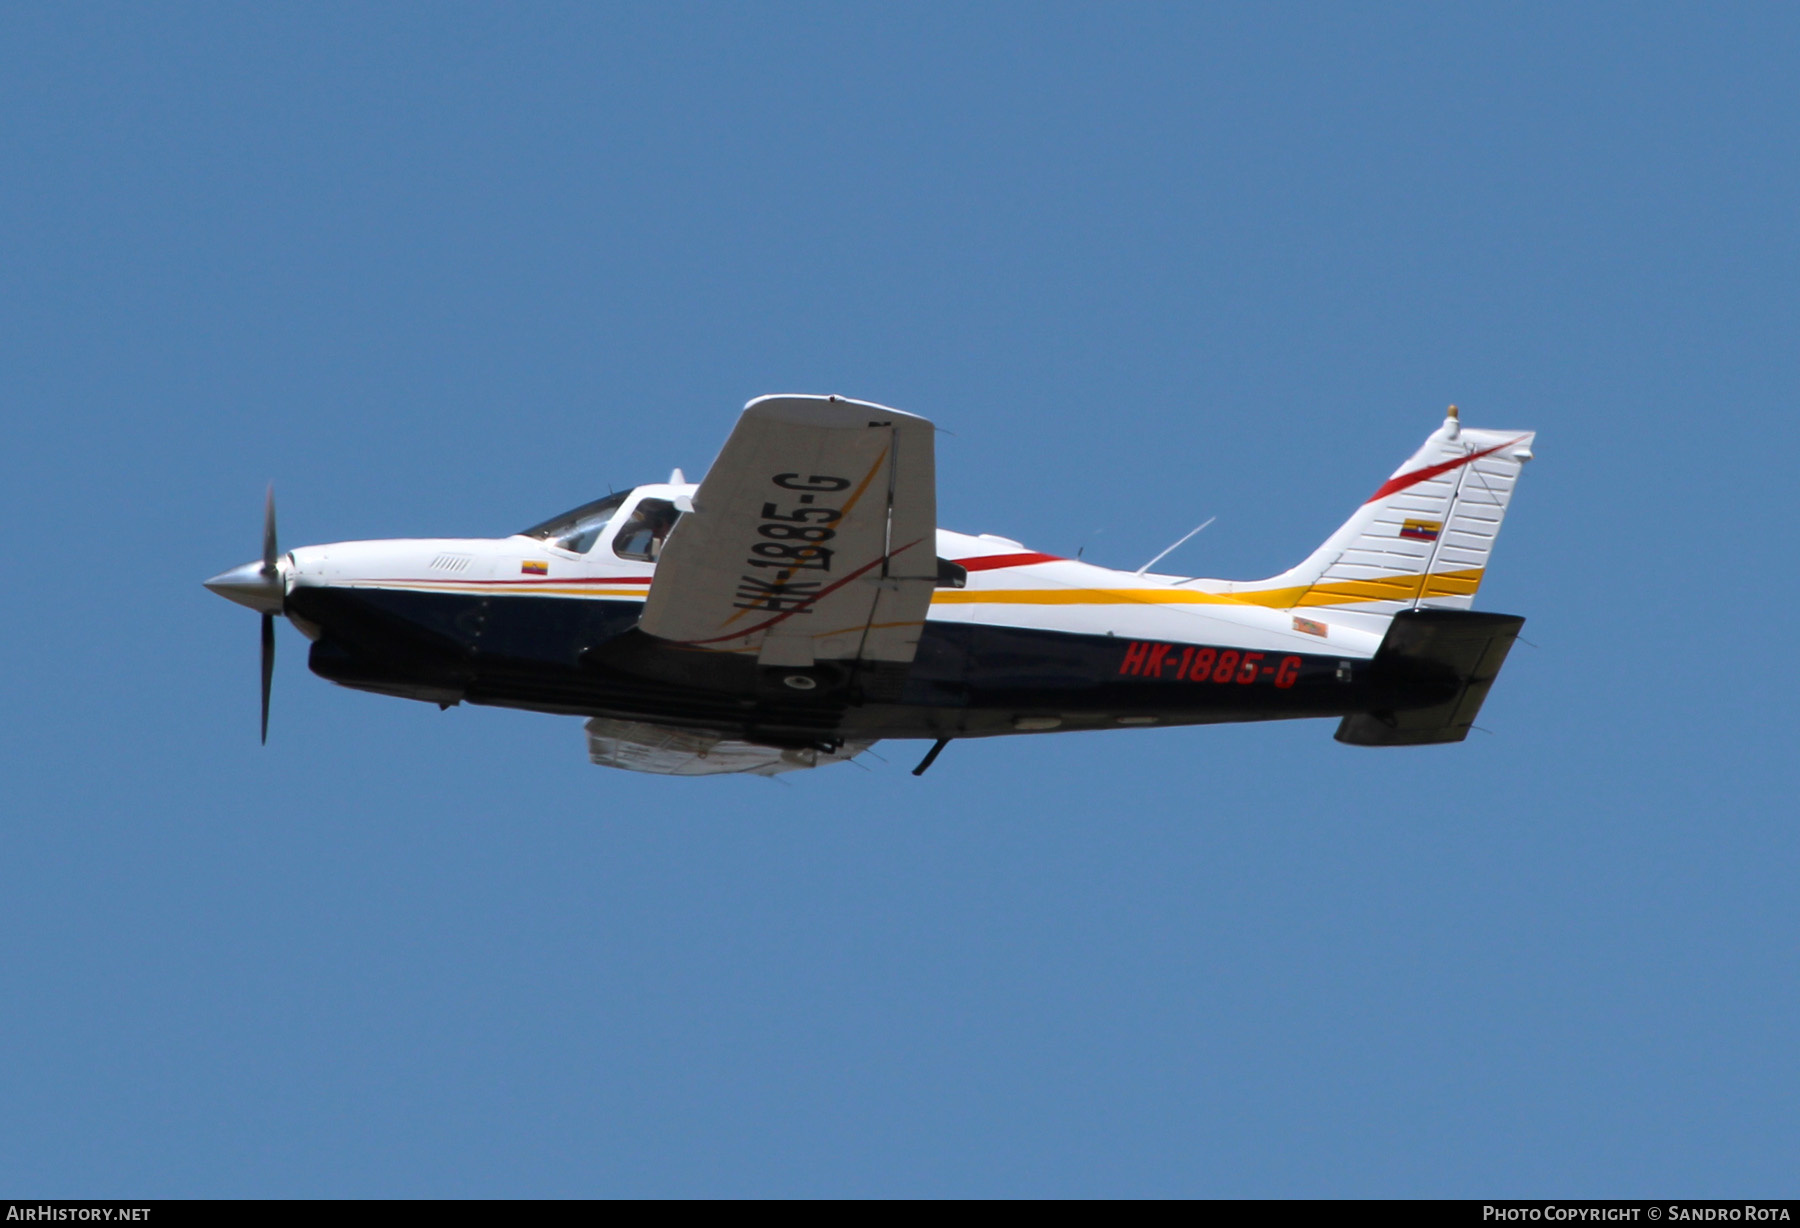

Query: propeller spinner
left=203, top=487, right=286, bottom=743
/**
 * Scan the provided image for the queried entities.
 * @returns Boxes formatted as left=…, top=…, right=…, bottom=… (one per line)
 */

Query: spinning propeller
left=203, top=487, right=286, bottom=743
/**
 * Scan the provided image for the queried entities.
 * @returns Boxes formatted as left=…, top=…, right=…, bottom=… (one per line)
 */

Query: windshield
left=518, top=490, right=633, bottom=554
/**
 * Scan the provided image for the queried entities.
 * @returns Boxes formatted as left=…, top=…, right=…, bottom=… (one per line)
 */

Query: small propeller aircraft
left=206, top=396, right=1536, bottom=776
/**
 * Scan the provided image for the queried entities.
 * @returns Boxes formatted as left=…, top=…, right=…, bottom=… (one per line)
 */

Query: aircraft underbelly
left=287, top=585, right=1414, bottom=743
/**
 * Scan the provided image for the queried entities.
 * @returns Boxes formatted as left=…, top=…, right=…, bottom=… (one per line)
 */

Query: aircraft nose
left=204, top=560, right=285, bottom=613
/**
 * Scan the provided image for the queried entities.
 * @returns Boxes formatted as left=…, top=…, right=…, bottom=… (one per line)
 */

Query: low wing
left=638, top=394, right=937, bottom=668
left=585, top=718, right=873, bottom=776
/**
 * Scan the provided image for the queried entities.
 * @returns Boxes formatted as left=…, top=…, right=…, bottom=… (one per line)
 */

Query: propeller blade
left=262, top=485, right=279, bottom=578
left=261, top=611, right=275, bottom=745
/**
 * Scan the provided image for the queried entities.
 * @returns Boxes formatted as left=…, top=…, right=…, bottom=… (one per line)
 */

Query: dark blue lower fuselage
left=289, top=585, right=1416, bottom=749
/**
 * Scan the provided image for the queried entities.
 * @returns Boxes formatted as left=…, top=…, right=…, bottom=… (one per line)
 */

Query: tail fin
left=1228, top=408, right=1536, bottom=632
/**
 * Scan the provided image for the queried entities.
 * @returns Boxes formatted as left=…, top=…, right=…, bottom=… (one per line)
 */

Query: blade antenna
left=1136, top=516, right=1215, bottom=576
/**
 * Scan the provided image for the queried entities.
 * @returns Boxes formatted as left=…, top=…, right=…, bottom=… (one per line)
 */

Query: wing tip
left=742, top=393, right=931, bottom=429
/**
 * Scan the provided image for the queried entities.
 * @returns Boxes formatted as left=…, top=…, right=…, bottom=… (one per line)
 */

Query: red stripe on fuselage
left=954, top=551, right=1063, bottom=571
left=380, top=575, right=654, bottom=586
left=1364, top=436, right=1527, bottom=505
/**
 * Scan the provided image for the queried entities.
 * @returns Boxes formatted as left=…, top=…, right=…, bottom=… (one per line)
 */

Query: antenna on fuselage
left=1136, top=516, right=1216, bottom=576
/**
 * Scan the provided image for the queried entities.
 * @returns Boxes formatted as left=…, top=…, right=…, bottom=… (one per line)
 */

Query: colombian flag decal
left=521, top=560, right=549, bottom=575
left=1399, top=519, right=1442, bottom=542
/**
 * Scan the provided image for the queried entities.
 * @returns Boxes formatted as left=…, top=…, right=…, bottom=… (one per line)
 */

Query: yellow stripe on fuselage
left=339, top=581, right=652, bottom=599
left=929, top=567, right=1484, bottom=610
left=338, top=568, right=1483, bottom=612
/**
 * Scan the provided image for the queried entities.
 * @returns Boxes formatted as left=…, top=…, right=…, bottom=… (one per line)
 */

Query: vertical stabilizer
left=1225, top=409, right=1536, bottom=633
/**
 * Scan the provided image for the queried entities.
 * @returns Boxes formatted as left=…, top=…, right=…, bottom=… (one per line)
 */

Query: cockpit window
left=518, top=490, right=633, bottom=554
left=612, top=497, right=681, bottom=562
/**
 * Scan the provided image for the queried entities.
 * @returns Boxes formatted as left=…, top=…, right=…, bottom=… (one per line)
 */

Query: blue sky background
left=2, top=3, right=1796, bottom=1197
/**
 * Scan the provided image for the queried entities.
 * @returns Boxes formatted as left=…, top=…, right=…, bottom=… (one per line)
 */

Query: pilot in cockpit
left=610, top=497, right=681, bottom=562
left=519, top=490, right=683, bottom=562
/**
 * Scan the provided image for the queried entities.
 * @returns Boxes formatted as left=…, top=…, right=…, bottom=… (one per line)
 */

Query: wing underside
left=584, top=717, right=873, bottom=776
left=637, top=395, right=938, bottom=670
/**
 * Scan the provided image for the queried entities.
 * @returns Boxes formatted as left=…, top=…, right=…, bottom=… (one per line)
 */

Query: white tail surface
left=1223, top=410, right=1536, bottom=635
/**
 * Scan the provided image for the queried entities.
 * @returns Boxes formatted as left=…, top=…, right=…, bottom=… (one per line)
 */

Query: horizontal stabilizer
left=1336, top=609, right=1525, bottom=746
